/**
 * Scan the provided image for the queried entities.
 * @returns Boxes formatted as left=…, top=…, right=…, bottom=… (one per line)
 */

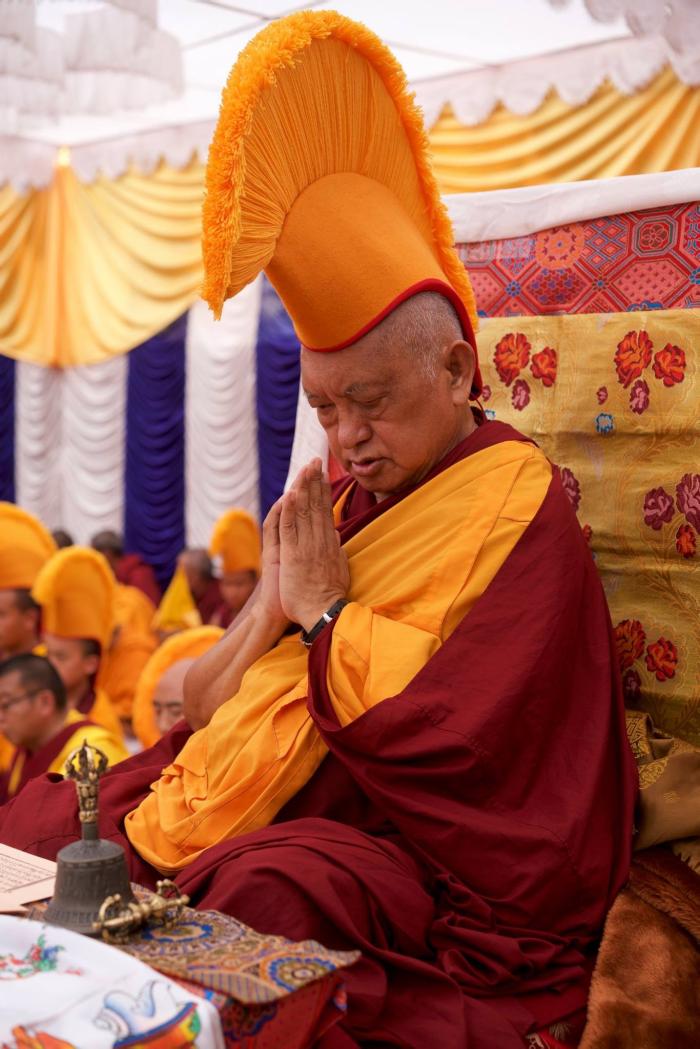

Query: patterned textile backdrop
left=456, top=201, right=700, bottom=744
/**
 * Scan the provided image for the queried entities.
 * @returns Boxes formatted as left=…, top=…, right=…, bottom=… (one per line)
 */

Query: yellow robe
left=126, top=440, right=551, bottom=872
left=114, top=584, right=157, bottom=636
left=88, top=685, right=125, bottom=741
left=0, top=734, right=14, bottom=774
left=102, top=627, right=158, bottom=720
left=6, top=708, right=129, bottom=798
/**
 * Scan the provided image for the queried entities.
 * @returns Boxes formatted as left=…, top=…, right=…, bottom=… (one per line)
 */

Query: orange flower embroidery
left=493, top=333, right=531, bottom=386
left=614, top=331, right=653, bottom=389
left=676, top=524, right=696, bottom=559
left=581, top=523, right=593, bottom=544
left=614, top=619, right=646, bottom=672
left=645, top=637, right=678, bottom=682
left=652, top=344, right=686, bottom=387
left=530, top=347, right=557, bottom=387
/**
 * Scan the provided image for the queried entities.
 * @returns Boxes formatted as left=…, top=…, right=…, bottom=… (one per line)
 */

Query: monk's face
left=44, top=634, right=99, bottom=696
left=152, top=658, right=193, bottom=736
left=0, top=590, right=38, bottom=658
left=220, top=570, right=257, bottom=616
left=0, top=669, right=55, bottom=749
left=301, top=302, right=476, bottom=499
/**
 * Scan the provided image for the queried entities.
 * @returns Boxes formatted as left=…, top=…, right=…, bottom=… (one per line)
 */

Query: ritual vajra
left=0, top=6, right=699, bottom=1049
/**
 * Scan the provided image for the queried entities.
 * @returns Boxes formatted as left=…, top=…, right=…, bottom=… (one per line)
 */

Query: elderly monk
left=32, top=548, right=124, bottom=741
left=208, top=510, right=260, bottom=629
left=131, top=627, right=223, bottom=749
left=0, top=654, right=127, bottom=803
left=0, top=14, right=637, bottom=1049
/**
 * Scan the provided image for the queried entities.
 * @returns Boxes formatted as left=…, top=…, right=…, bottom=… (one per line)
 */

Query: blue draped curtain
left=125, top=315, right=187, bottom=589
left=255, top=277, right=301, bottom=520
left=0, top=355, right=15, bottom=503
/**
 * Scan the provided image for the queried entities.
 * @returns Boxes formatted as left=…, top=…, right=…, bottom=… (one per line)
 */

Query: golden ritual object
left=44, top=741, right=136, bottom=936
left=93, top=879, right=189, bottom=944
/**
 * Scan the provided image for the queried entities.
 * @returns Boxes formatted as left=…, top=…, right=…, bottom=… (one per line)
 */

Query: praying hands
left=276, top=458, right=350, bottom=633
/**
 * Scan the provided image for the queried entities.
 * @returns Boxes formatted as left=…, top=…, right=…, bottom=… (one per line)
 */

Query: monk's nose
left=336, top=411, right=372, bottom=452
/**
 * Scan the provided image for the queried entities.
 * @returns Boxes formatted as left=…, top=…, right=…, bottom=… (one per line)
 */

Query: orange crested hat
left=209, top=509, right=261, bottom=576
left=32, top=547, right=116, bottom=651
left=202, top=10, right=481, bottom=395
left=132, top=625, right=224, bottom=748
left=0, top=503, right=57, bottom=590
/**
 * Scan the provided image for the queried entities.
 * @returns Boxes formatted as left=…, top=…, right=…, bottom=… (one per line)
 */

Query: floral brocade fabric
left=463, top=202, right=699, bottom=744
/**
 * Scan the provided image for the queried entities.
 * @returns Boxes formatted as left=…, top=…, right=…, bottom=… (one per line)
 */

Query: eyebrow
left=304, top=382, right=387, bottom=402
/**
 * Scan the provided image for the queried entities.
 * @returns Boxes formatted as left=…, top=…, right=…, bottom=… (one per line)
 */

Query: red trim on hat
left=302, top=279, right=483, bottom=398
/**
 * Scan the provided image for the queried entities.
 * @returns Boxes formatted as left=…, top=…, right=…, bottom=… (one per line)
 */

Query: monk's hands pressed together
left=279, top=458, right=350, bottom=632
left=256, top=496, right=289, bottom=636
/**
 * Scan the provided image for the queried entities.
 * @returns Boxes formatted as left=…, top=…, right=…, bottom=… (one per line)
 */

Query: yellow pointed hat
left=31, top=547, right=116, bottom=650
left=209, top=509, right=261, bottom=576
left=152, top=565, right=202, bottom=633
left=0, top=503, right=57, bottom=590
left=132, top=625, right=224, bottom=748
left=202, top=10, right=482, bottom=395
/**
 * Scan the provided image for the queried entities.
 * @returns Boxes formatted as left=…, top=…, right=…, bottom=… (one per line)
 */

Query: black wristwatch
left=300, top=598, right=349, bottom=648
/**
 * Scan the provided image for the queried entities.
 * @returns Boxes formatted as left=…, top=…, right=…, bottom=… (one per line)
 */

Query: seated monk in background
left=92, top=529, right=161, bottom=607
left=208, top=509, right=260, bottom=629
left=131, top=626, right=223, bottom=748
left=0, top=14, right=637, bottom=1049
left=0, top=655, right=127, bottom=802
left=0, top=504, right=57, bottom=774
left=102, top=584, right=158, bottom=724
left=32, top=548, right=125, bottom=741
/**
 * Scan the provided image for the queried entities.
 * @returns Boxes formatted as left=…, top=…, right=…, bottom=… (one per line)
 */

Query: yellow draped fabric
left=0, top=68, right=697, bottom=367
left=0, top=159, right=203, bottom=367
left=429, top=67, right=700, bottom=193
left=125, top=439, right=551, bottom=873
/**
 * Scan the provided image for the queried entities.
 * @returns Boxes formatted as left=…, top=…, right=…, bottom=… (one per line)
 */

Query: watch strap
left=300, top=598, right=349, bottom=648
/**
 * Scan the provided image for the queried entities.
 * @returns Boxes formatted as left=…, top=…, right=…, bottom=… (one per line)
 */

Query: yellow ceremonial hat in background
left=202, top=10, right=482, bottom=396
left=209, top=509, right=261, bottom=576
left=152, top=565, right=201, bottom=634
left=32, top=547, right=115, bottom=651
left=114, top=583, right=156, bottom=635
left=132, top=625, right=224, bottom=748
left=0, top=503, right=57, bottom=590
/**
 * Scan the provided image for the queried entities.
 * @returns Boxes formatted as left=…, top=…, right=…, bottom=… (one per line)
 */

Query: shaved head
left=366, top=292, right=463, bottom=377
left=301, top=291, right=476, bottom=499
left=180, top=549, right=213, bottom=579
left=153, top=657, right=195, bottom=735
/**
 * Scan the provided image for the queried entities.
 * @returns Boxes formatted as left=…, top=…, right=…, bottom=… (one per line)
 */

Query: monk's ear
left=35, top=689, right=56, bottom=717
left=83, top=651, right=100, bottom=678
left=444, top=340, right=475, bottom=406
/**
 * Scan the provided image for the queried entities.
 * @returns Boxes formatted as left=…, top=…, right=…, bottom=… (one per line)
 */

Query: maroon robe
left=116, top=553, right=161, bottom=606
left=0, top=718, right=93, bottom=804
left=0, top=422, right=637, bottom=1048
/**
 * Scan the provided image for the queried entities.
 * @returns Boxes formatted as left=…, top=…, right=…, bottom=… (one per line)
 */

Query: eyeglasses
left=0, top=689, right=40, bottom=717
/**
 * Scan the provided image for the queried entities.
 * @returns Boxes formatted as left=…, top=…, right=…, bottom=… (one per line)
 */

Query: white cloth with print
left=0, top=916, right=223, bottom=1048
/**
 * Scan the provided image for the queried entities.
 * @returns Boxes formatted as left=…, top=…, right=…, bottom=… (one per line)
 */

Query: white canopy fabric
left=2, top=0, right=698, bottom=189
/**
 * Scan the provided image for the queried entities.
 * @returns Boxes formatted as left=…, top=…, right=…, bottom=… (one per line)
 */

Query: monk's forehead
left=300, top=342, right=399, bottom=395
left=153, top=658, right=195, bottom=702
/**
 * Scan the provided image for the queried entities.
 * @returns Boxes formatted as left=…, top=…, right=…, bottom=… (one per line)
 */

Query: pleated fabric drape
left=0, top=69, right=697, bottom=370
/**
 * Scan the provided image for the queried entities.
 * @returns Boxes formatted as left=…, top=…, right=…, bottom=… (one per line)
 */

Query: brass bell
left=44, top=741, right=135, bottom=937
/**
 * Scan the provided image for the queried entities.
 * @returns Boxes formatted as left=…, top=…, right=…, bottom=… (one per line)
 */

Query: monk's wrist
left=297, top=593, right=347, bottom=634
left=249, top=603, right=288, bottom=642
